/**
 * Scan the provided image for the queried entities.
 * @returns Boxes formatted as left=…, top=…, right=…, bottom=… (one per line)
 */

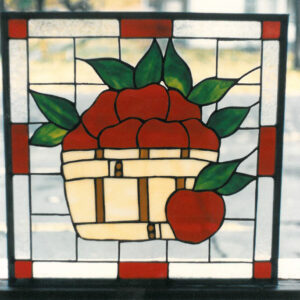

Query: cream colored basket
left=62, top=148, right=218, bottom=241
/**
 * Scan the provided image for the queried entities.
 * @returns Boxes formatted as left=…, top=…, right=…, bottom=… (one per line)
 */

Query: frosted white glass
left=13, top=175, right=30, bottom=259
left=169, top=263, right=252, bottom=279
left=255, top=177, right=274, bottom=260
left=29, top=19, right=119, bottom=37
left=9, top=40, right=28, bottom=123
left=261, top=41, right=279, bottom=125
left=174, top=21, right=261, bottom=38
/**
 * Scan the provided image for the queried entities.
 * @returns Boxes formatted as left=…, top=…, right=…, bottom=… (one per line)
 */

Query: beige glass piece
left=155, top=224, right=161, bottom=238
left=160, top=223, right=176, bottom=239
left=29, top=19, right=119, bottom=37
left=104, top=149, right=139, bottom=159
left=104, top=178, right=139, bottom=222
left=76, top=223, right=149, bottom=240
left=185, top=178, right=195, bottom=189
left=9, top=40, right=28, bottom=123
left=189, top=150, right=218, bottom=162
left=255, top=177, right=274, bottom=260
left=62, top=150, right=95, bottom=163
left=238, top=69, right=260, bottom=84
left=261, top=41, right=279, bottom=125
left=148, top=178, right=175, bottom=222
left=174, top=20, right=261, bottom=38
left=63, top=160, right=108, bottom=180
left=149, top=149, right=181, bottom=158
left=33, top=262, right=118, bottom=279
left=169, top=263, right=252, bottom=279
left=65, top=179, right=96, bottom=223
left=122, top=159, right=209, bottom=177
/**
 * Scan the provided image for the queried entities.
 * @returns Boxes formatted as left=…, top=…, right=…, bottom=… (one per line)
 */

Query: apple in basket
left=29, top=39, right=255, bottom=243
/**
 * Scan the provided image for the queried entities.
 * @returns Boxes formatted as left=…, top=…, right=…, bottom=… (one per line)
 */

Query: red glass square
left=254, top=261, right=272, bottom=279
left=262, top=21, right=281, bottom=39
left=11, top=124, right=29, bottom=174
left=258, top=126, right=276, bottom=176
left=8, top=19, right=27, bottom=39
left=119, top=262, right=168, bottom=279
left=15, top=260, right=32, bottom=279
left=121, top=19, right=172, bottom=37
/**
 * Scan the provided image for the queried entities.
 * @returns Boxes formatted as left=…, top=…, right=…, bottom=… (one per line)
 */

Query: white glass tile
left=255, top=177, right=274, bottom=261
left=32, top=215, right=75, bottom=260
left=202, top=104, right=216, bottom=123
left=30, top=144, right=61, bottom=173
left=219, top=129, right=259, bottom=162
left=218, top=41, right=261, bottom=80
left=76, top=85, right=107, bottom=115
left=224, top=181, right=256, bottom=219
left=29, top=39, right=73, bottom=83
left=9, top=40, right=28, bottom=123
left=168, top=240, right=208, bottom=262
left=120, top=39, right=152, bottom=66
left=173, top=39, right=216, bottom=84
left=13, top=175, right=30, bottom=259
left=76, top=60, right=103, bottom=84
left=237, top=150, right=258, bottom=176
left=240, top=104, right=259, bottom=128
left=120, top=241, right=166, bottom=261
left=78, top=239, right=118, bottom=261
left=31, top=175, right=68, bottom=214
left=211, top=221, right=254, bottom=262
left=169, top=263, right=252, bottom=279
left=174, top=21, right=261, bottom=39
left=261, top=41, right=279, bottom=125
left=29, top=19, right=119, bottom=37
left=33, top=262, right=118, bottom=278
left=0, top=259, right=8, bottom=279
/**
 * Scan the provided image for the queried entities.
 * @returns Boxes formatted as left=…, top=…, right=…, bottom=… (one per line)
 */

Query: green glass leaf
left=207, top=107, right=250, bottom=138
left=135, top=39, right=163, bottom=88
left=188, top=78, right=236, bottom=105
left=163, top=39, right=192, bottom=96
left=30, top=123, right=68, bottom=147
left=194, top=161, right=239, bottom=191
left=217, top=173, right=255, bottom=195
left=30, top=91, right=80, bottom=130
left=83, top=58, right=134, bottom=90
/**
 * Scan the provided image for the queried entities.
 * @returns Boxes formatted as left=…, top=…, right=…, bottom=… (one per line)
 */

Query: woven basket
left=62, top=148, right=218, bottom=241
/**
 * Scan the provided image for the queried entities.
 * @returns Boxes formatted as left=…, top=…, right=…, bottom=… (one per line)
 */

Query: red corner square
left=262, top=21, right=281, bottom=39
left=15, top=260, right=32, bottom=279
left=8, top=19, right=27, bottom=39
left=254, top=261, right=272, bottom=279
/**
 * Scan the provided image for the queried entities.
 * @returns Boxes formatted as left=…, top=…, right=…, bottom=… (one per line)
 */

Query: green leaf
left=194, top=161, right=240, bottom=191
left=83, top=58, right=134, bottom=90
left=135, top=39, right=163, bottom=88
left=207, top=107, right=250, bottom=138
left=188, top=78, right=236, bottom=105
left=30, top=123, right=68, bottom=147
left=217, top=173, right=255, bottom=195
left=30, top=91, right=80, bottom=130
left=163, top=39, right=192, bottom=96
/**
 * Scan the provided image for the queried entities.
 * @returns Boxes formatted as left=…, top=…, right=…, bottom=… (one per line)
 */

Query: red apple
left=167, top=90, right=201, bottom=121
left=138, top=119, right=188, bottom=148
left=182, top=119, right=220, bottom=151
left=116, top=84, right=169, bottom=121
left=82, top=90, right=119, bottom=137
left=99, top=118, right=143, bottom=148
left=166, top=190, right=225, bottom=243
left=63, top=124, right=98, bottom=150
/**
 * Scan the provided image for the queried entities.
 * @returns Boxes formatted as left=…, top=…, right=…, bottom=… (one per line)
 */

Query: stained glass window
left=2, top=13, right=287, bottom=282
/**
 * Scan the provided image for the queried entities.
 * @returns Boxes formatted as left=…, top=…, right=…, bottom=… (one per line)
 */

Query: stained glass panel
left=2, top=13, right=287, bottom=283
